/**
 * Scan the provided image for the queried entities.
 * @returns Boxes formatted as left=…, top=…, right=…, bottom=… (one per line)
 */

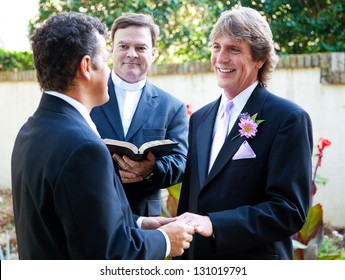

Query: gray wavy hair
left=210, top=7, right=279, bottom=86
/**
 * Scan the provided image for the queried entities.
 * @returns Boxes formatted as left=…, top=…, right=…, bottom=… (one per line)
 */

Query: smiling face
left=111, top=26, right=155, bottom=83
left=211, top=36, right=264, bottom=99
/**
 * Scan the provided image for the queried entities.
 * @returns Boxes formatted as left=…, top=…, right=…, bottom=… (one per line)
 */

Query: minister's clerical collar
left=112, top=70, right=146, bottom=91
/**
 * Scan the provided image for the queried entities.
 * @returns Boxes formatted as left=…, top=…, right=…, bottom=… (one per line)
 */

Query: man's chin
left=122, top=70, right=144, bottom=83
left=97, top=94, right=110, bottom=107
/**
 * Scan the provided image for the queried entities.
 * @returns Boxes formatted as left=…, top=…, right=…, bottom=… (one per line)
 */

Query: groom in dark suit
left=11, top=12, right=193, bottom=260
left=176, top=7, right=313, bottom=260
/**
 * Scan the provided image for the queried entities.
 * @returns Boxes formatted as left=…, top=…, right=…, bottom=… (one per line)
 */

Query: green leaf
left=256, top=120, right=265, bottom=125
left=167, top=183, right=181, bottom=200
left=251, top=113, right=258, bottom=121
left=317, top=254, right=342, bottom=260
left=298, top=203, right=323, bottom=244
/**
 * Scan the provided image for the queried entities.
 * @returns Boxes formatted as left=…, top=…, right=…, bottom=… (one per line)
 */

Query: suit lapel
left=196, top=98, right=220, bottom=188
left=101, top=78, right=124, bottom=140
left=204, top=85, right=268, bottom=186
left=125, top=82, right=158, bottom=141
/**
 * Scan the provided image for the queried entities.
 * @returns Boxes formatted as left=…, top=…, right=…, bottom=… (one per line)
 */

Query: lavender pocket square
left=232, top=140, right=256, bottom=160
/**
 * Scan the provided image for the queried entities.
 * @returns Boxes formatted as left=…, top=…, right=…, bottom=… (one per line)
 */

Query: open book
left=103, top=138, right=179, bottom=161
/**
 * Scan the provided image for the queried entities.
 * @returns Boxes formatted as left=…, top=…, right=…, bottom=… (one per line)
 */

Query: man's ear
left=78, top=55, right=92, bottom=80
left=256, top=59, right=265, bottom=70
left=152, top=47, right=157, bottom=59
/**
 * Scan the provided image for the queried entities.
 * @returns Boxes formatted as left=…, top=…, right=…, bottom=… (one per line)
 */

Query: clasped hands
left=113, top=152, right=155, bottom=184
left=142, top=212, right=213, bottom=257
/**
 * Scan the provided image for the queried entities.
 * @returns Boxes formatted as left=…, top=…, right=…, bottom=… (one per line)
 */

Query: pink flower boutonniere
left=231, top=113, right=265, bottom=141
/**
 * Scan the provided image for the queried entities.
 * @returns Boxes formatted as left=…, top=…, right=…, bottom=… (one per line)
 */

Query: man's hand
left=177, top=212, right=213, bottom=237
left=159, top=221, right=195, bottom=257
left=141, top=216, right=176, bottom=230
left=113, top=152, right=156, bottom=184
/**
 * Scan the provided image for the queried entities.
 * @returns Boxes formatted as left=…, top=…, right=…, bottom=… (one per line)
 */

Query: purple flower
left=239, top=117, right=258, bottom=138
left=231, top=113, right=265, bottom=141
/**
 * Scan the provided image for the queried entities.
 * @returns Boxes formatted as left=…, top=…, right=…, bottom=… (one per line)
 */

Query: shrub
left=0, top=49, right=34, bottom=72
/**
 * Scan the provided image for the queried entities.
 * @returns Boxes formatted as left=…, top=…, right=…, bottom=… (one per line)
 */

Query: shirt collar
left=45, top=90, right=100, bottom=137
left=218, top=81, right=259, bottom=115
left=111, top=70, right=146, bottom=91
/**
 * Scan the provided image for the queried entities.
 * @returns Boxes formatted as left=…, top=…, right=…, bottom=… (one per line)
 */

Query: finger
left=146, top=152, right=156, bottom=162
left=122, top=176, right=144, bottom=184
left=177, top=212, right=193, bottom=221
left=119, top=170, right=139, bottom=178
left=113, top=154, right=128, bottom=170
left=122, top=156, right=138, bottom=169
left=122, top=162, right=131, bottom=171
left=194, top=225, right=204, bottom=234
left=112, top=153, right=122, bottom=163
left=159, top=217, right=176, bottom=225
left=183, top=241, right=191, bottom=249
left=195, top=225, right=212, bottom=237
left=172, top=248, right=184, bottom=257
left=185, top=224, right=196, bottom=234
left=185, top=233, right=193, bottom=242
left=175, top=215, right=188, bottom=222
left=123, top=162, right=133, bottom=172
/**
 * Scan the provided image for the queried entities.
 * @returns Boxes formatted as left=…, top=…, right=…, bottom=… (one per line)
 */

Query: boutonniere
left=231, top=113, right=265, bottom=141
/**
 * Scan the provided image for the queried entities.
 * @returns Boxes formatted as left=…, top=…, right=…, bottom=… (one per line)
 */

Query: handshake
left=141, top=212, right=213, bottom=257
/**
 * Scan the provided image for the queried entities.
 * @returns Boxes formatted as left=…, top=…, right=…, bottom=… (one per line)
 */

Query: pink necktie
left=208, top=100, right=233, bottom=172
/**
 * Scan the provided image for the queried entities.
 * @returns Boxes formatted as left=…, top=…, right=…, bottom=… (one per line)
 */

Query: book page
left=103, top=139, right=139, bottom=153
left=138, top=139, right=176, bottom=154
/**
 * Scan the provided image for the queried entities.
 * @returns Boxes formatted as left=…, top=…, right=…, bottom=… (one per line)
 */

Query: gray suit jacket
left=91, top=77, right=188, bottom=216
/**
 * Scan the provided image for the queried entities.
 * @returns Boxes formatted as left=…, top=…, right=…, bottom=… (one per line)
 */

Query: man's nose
left=126, top=47, right=138, bottom=58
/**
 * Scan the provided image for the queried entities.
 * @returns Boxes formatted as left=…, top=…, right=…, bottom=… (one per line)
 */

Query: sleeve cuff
left=137, top=217, right=170, bottom=257
left=157, top=229, right=171, bottom=257
left=136, top=216, right=145, bottom=228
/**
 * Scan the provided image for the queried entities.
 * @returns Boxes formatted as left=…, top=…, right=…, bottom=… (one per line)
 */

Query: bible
left=103, top=138, right=179, bottom=161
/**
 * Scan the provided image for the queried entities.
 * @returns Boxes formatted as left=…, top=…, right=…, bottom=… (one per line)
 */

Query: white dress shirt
left=111, top=70, right=146, bottom=136
left=209, top=81, right=259, bottom=171
left=216, top=81, right=259, bottom=137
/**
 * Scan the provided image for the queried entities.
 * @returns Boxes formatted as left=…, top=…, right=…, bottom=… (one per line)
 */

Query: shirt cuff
left=137, top=217, right=170, bottom=257
left=136, top=216, right=144, bottom=228
left=157, top=229, right=171, bottom=257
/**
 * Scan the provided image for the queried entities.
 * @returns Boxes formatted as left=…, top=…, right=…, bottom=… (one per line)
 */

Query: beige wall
left=0, top=81, right=41, bottom=191
left=1, top=54, right=345, bottom=227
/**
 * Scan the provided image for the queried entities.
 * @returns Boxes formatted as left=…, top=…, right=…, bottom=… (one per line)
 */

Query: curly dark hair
left=30, top=12, right=107, bottom=92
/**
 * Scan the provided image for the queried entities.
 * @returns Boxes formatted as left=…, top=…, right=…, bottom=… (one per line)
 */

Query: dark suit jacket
left=11, top=94, right=166, bottom=259
left=177, top=85, right=313, bottom=260
left=91, top=77, right=188, bottom=216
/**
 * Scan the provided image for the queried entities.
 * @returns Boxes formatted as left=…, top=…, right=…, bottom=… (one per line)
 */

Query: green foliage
left=293, top=203, right=324, bottom=259
left=298, top=204, right=323, bottom=245
left=292, top=137, right=345, bottom=260
left=162, top=183, right=181, bottom=218
left=3, top=1, right=344, bottom=69
left=318, top=229, right=345, bottom=259
left=254, top=0, right=345, bottom=54
left=28, top=0, right=344, bottom=64
left=28, top=0, right=224, bottom=64
left=0, top=49, right=34, bottom=72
